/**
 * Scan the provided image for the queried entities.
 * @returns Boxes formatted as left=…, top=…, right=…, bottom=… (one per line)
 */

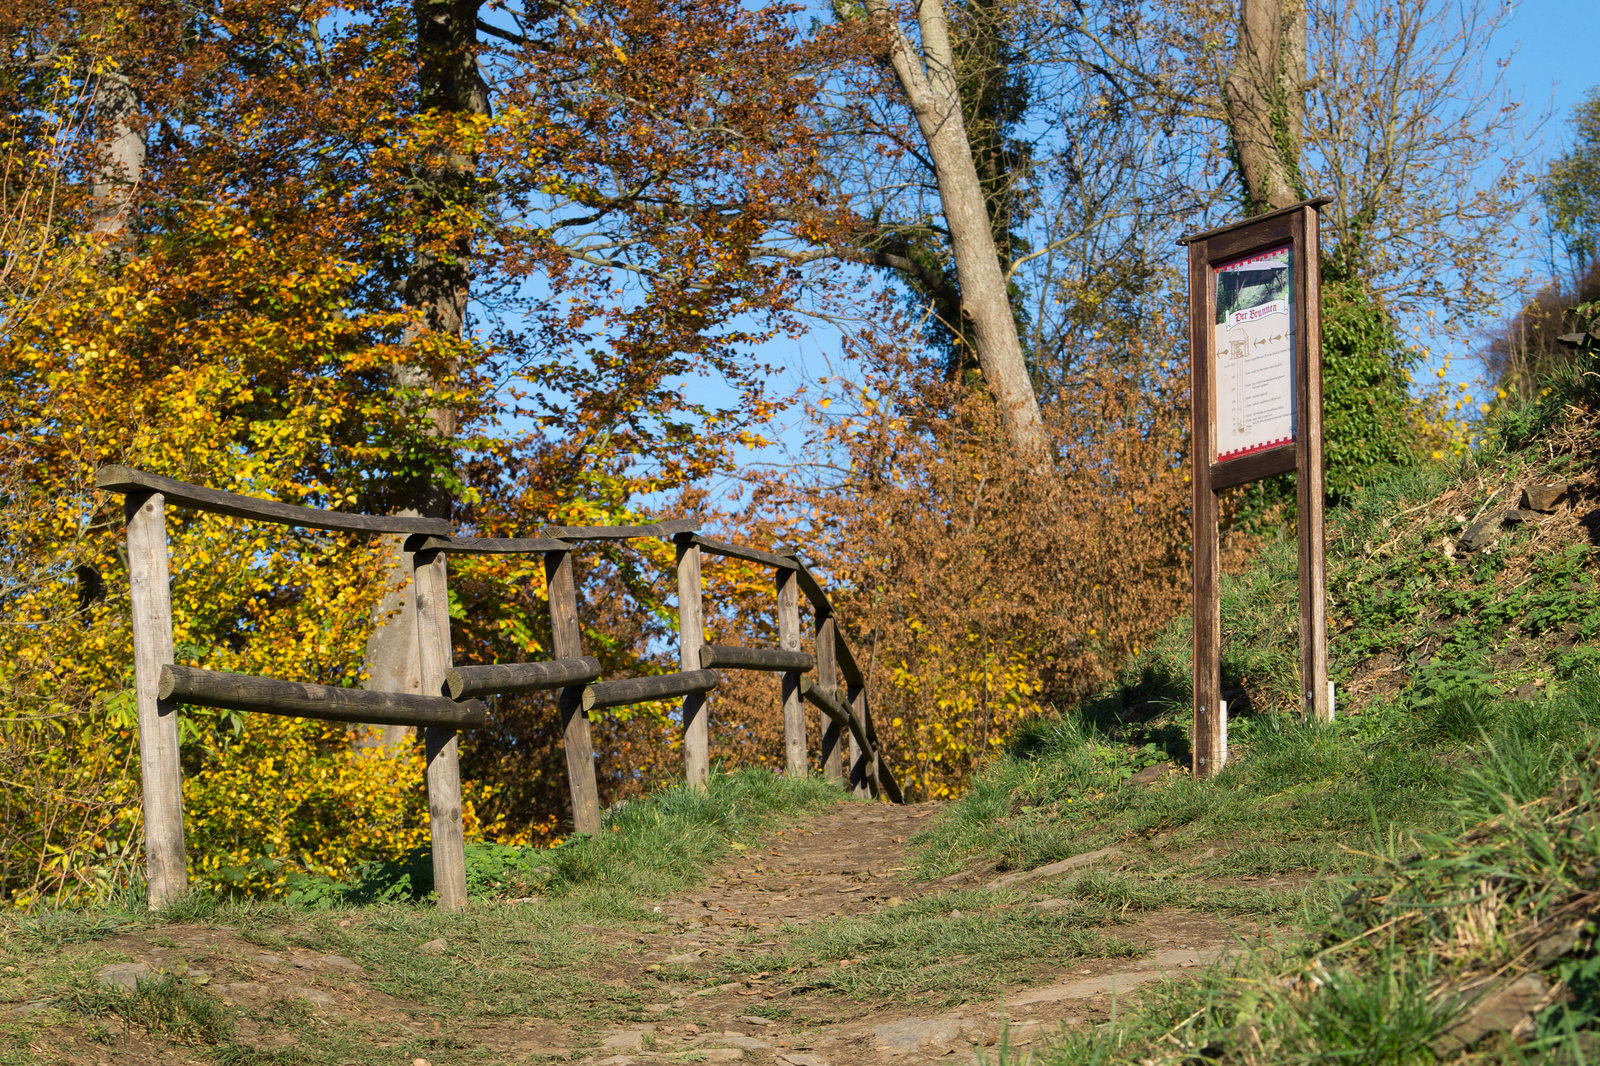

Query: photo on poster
left=1213, top=245, right=1296, bottom=462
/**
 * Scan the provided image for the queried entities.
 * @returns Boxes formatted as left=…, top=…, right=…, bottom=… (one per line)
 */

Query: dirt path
left=579, top=802, right=1251, bottom=1066
left=7, top=801, right=1260, bottom=1066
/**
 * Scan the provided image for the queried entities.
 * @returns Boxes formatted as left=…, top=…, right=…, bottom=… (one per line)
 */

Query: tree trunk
left=91, top=69, right=144, bottom=256
left=1224, top=0, right=1307, bottom=213
left=359, top=0, right=487, bottom=747
left=863, top=0, right=1049, bottom=461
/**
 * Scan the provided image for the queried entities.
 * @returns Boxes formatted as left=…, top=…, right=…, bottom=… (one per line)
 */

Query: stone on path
left=986, top=847, right=1123, bottom=890
left=94, top=962, right=152, bottom=991
left=289, top=986, right=335, bottom=1010
left=599, top=1029, right=648, bottom=1051
left=873, top=1016, right=966, bottom=1052
left=1433, top=974, right=1551, bottom=1055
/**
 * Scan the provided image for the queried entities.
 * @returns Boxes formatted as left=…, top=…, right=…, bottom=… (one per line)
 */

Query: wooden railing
left=95, top=466, right=900, bottom=911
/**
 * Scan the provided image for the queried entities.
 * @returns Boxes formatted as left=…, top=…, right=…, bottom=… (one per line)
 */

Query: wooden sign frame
left=1181, top=197, right=1332, bottom=778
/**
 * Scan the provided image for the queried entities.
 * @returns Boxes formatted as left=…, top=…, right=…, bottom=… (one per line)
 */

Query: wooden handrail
left=446, top=657, right=602, bottom=699
left=160, top=665, right=488, bottom=728
left=96, top=466, right=452, bottom=536
left=416, top=534, right=572, bottom=554
left=698, top=645, right=815, bottom=672
left=584, top=669, right=719, bottom=711
left=679, top=533, right=801, bottom=571
left=544, top=517, right=701, bottom=541
left=108, top=470, right=907, bottom=917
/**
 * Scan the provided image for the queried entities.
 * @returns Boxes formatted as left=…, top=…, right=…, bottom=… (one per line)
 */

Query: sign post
left=1181, top=197, right=1332, bottom=778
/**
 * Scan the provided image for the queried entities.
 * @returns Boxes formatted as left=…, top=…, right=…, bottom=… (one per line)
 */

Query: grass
left=0, top=768, right=849, bottom=1065
left=1009, top=743, right=1600, bottom=1064
left=726, top=888, right=1145, bottom=1006
left=936, top=375, right=1600, bottom=1063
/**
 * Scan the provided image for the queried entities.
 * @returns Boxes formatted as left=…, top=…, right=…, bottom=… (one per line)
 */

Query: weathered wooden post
left=125, top=490, right=188, bottom=907
left=814, top=613, right=844, bottom=785
left=545, top=547, right=602, bottom=834
left=776, top=569, right=806, bottom=778
left=676, top=535, right=709, bottom=789
left=411, top=544, right=468, bottom=910
left=846, top=683, right=871, bottom=796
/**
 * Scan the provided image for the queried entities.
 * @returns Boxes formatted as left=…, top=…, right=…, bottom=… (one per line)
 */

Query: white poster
left=1213, top=245, right=1296, bottom=462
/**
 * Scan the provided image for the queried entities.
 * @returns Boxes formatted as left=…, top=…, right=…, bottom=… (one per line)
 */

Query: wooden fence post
left=846, top=684, right=872, bottom=797
left=412, top=546, right=468, bottom=910
left=125, top=491, right=188, bottom=907
left=815, top=614, right=843, bottom=785
left=776, top=569, right=806, bottom=779
left=546, top=548, right=602, bottom=834
left=676, top=537, right=709, bottom=789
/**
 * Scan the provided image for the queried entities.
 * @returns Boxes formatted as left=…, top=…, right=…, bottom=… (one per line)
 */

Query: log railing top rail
left=96, top=465, right=453, bottom=536
left=414, top=534, right=573, bottom=554
left=542, top=517, right=702, bottom=541
left=680, top=533, right=800, bottom=571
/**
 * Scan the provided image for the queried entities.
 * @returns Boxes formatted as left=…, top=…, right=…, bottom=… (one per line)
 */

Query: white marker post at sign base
left=1219, top=699, right=1228, bottom=770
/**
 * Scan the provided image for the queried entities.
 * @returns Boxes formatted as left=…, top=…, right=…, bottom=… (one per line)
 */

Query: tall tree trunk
left=359, top=0, right=486, bottom=749
left=1224, top=0, right=1307, bottom=213
left=91, top=69, right=144, bottom=256
left=863, top=0, right=1049, bottom=461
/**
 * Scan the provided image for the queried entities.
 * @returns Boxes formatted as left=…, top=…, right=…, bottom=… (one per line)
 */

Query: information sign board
left=1180, top=198, right=1331, bottom=778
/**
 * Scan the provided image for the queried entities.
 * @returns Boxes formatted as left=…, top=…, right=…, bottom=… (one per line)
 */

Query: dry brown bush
left=716, top=314, right=1196, bottom=799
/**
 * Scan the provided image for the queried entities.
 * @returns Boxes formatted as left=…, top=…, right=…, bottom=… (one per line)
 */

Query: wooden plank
left=413, top=548, right=468, bottom=911
left=1295, top=205, right=1332, bottom=724
left=677, top=541, right=709, bottom=790
left=96, top=466, right=451, bottom=536
left=125, top=491, right=188, bottom=908
left=160, top=665, right=489, bottom=728
left=814, top=615, right=844, bottom=785
left=545, top=549, right=602, bottom=836
left=1189, top=232, right=1225, bottom=779
left=583, top=669, right=719, bottom=711
left=543, top=516, right=700, bottom=541
left=418, top=534, right=572, bottom=555
left=776, top=570, right=806, bottom=779
left=697, top=645, right=815, bottom=672
left=683, top=534, right=800, bottom=571
left=1209, top=447, right=1296, bottom=490
left=446, top=657, right=601, bottom=699
left=1176, top=195, right=1333, bottom=247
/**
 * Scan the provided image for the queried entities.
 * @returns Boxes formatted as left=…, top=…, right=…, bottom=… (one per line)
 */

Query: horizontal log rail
left=680, top=533, right=800, bottom=571
left=446, top=657, right=602, bottom=699
left=544, top=517, right=701, bottom=541
left=96, top=466, right=451, bottom=536
left=160, top=665, right=488, bottom=728
left=799, top=678, right=870, bottom=761
left=698, top=644, right=815, bottom=672
left=416, top=534, right=573, bottom=554
left=583, top=669, right=720, bottom=711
